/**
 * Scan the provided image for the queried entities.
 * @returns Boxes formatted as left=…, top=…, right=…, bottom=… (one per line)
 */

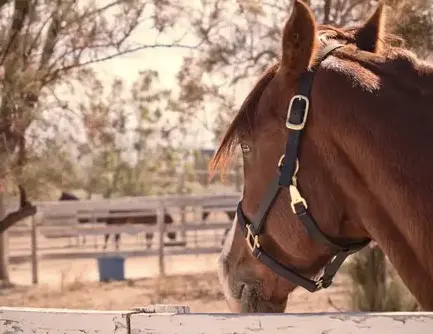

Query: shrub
left=346, top=244, right=421, bottom=311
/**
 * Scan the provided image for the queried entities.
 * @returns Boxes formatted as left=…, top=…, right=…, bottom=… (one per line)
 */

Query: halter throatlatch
left=236, top=41, right=371, bottom=293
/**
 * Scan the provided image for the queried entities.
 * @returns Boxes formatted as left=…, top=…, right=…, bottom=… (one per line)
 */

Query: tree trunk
left=0, top=190, right=10, bottom=283
left=323, top=0, right=332, bottom=24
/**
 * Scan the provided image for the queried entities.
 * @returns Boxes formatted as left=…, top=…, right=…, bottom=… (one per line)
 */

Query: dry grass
left=1, top=269, right=354, bottom=313
left=1, top=271, right=227, bottom=312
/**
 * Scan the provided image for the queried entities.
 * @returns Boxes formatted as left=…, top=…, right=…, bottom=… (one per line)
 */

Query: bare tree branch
left=39, top=0, right=61, bottom=69
left=323, top=0, right=332, bottom=24
left=45, top=42, right=201, bottom=84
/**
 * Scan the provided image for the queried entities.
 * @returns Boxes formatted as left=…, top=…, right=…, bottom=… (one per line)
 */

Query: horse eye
left=240, top=143, right=251, bottom=153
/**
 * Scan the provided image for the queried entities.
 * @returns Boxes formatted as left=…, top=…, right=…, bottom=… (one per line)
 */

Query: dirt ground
left=2, top=217, right=354, bottom=313
left=1, top=253, right=351, bottom=313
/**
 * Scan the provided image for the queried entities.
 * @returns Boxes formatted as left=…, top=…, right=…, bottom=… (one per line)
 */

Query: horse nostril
left=239, top=283, right=246, bottom=299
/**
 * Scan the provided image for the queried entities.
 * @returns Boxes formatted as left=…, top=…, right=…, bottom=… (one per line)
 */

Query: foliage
left=385, top=0, right=433, bottom=59
left=0, top=0, right=196, bottom=184
left=68, top=69, right=196, bottom=198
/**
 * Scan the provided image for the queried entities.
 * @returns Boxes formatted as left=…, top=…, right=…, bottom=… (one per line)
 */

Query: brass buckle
left=315, top=278, right=324, bottom=290
left=286, top=94, right=310, bottom=130
left=245, top=224, right=260, bottom=252
left=289, top=184, right=308, bottom=213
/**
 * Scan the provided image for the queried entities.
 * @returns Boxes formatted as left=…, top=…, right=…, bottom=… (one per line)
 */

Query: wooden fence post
left=0, top=190, right=10, bottom=283
left=194, top=205, right=203, bottom=250
left=31, top=213, right=39, bottom=284
left=157, top=205, right=165, bottom=277
left=180, top=206, right=186, bottom=243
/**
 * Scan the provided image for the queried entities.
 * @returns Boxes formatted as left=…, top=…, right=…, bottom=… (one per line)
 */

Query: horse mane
left=209, top=63, right=279, bottom=176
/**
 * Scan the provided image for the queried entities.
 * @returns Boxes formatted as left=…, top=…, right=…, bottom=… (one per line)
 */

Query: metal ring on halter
left=278, top=154, right=300, bottom=176
left=293, top=158, right=300, bottom=177
left=278, top=154, right=285, bottom=167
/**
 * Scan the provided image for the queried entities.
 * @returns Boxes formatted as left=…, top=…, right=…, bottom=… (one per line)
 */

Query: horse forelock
left=209, top=63, right=279, bottom=180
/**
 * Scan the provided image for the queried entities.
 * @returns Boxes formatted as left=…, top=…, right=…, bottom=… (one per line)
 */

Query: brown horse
left=211, top=0, right=433, bottom=312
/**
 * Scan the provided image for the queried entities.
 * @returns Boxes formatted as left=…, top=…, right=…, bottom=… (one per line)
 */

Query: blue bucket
left=97, top=255, right=125, bottom=282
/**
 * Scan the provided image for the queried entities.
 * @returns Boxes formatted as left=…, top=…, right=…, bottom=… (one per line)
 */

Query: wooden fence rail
left=1, top=305, right=433, bottom=333
left=7, top=193, right=241, bottom=284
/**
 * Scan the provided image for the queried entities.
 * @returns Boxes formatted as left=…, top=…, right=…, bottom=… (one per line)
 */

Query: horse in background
left=58, top=191, right=176, bottom=250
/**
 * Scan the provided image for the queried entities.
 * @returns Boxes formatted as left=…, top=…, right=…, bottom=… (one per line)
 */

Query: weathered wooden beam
left=2, top=306, right=433, bottom=334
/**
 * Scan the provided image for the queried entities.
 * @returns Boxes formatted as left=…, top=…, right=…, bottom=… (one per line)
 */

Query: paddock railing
left=1, top=305, right=433, bottom=333
left=7, top=193, right=241, bottom=284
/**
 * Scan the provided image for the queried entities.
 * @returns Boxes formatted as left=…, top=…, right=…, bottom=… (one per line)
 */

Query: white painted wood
left=0, top=307, right=129, bottom=334
left=130, top=312, right=433, bottom=334
left=2, top=307, right=433, bottom=334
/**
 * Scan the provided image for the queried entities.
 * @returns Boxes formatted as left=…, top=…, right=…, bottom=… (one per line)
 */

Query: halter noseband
left=236, top=40, right=371, bottom=293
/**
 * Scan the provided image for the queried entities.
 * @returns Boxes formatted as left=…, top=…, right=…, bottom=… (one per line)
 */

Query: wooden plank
left=162, top=196, right=240, bottom=208
left=0, top=307, right=129, bottom=334
left=34, top=193, right=241, bottom=215
left=164, top=240, right=187, bottom=247
left=202, top=205, right=236, bottom=213
left=40, top=221, right=231, bottom=239
left=76, top=209, right=159, bottom=220
left=4, top=306, right=432, bottom=334
left=38, top=202, right=163, bottom=218
left=0, top=305, right=190, bottom=333
left=130, top=312, right=433, bottom=334
left=35, top=195, right=238, bottom=219
left=167, top=222, right=230, bottom=232
left=8, top=246, right=223, bottom=264
left=11, top=220, right=232, bottom=238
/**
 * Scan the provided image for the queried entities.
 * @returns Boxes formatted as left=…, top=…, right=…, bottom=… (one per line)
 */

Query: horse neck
left=313, top=53, right=433, bottom=310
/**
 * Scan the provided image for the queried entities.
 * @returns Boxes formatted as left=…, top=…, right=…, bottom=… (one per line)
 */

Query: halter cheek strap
left=236, top=41, right=371, bottom=293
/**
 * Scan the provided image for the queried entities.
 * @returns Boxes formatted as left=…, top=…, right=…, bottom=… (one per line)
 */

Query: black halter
left=236, top=41, right=371, bottom=293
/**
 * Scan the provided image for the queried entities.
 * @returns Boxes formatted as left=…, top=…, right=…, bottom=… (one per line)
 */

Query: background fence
left=6, top=192, right=241, bottom=284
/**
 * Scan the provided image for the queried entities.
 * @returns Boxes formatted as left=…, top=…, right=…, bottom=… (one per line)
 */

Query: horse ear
left=280, top=0, right=317, bottom=78
left=355, top=2, right=386, bottom=53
